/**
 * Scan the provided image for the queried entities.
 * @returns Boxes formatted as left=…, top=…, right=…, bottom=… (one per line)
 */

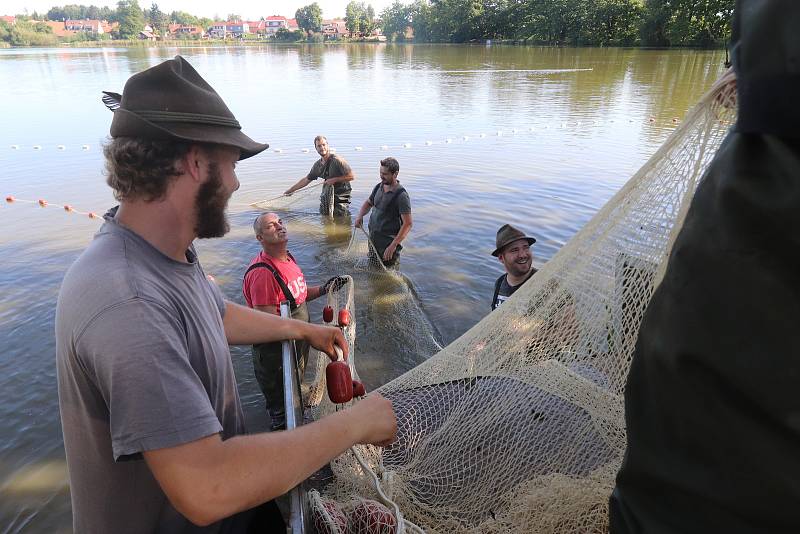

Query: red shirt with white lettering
left=242, top=251, right=308, bottom=313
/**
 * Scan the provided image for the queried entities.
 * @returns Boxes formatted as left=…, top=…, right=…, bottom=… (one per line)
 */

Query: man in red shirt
left=243, top=211, right=345, bottom=430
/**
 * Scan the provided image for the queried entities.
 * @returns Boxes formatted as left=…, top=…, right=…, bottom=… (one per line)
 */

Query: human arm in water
left=354, top=198, right=373, bottom=229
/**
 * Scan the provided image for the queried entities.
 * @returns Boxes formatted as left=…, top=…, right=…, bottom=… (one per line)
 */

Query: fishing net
left=307, top=72, right=738, bottom=533
left=248, top=181, right=333, bottom=216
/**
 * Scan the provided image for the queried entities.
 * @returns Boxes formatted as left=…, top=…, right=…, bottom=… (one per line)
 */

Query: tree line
left=379, top=0, right=734, bottom=46
left=3, top=0, right=734, bottom=47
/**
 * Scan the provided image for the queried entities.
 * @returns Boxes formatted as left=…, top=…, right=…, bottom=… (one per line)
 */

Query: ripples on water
left=0, top=44, right=726, bottom=531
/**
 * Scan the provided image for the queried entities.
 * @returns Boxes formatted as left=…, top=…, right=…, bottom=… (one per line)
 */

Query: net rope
left=306, top=73, right=737, bottom=533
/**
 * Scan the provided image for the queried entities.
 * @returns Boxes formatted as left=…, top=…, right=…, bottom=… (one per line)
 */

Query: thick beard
left=194, top=162, right=230, bottom=239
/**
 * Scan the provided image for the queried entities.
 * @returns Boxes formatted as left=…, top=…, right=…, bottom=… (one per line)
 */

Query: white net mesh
left=308, top=75, right=738, bottom=533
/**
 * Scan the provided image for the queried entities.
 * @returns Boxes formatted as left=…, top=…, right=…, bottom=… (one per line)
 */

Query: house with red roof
left=322, top=19, right=347, bottom=39
left=286, top=18, right=299, bottom=31
left=0, top=15, right=16, bottom=25
left=264, top=15, right=288, bottom=36
left=65, top=19, right=105, bottom=34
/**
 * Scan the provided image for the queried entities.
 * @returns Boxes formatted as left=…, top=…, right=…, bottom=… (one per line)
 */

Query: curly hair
left=380, top=157, right=400, bottom=174
left=103, top=137, right=194, bottom=202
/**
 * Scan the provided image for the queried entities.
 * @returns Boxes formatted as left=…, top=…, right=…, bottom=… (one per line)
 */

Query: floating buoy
left=81, top=145, right=90, bottom=150
left=511, top=128, right=518, bottom=133
left=5, top=195, right=15, bottom=203
left=10, top=145, right=19, bottom=150
left=496, top=130, right=503, bottom=136
left=301, top=148, right=310, bottom=153
left=402, top=143, right=411, bottom=148
left=33, top=145, right=42, bottom=150
left=445, top=138, right=452, bottom=144
left=352, top=380, right=366, bottom=398
left=38, top=199, right=47, bottom=207
left=425, top=140, right=433, bottom=146
left=338, top=308, right=350, bottom=327
left=323, top=305, right=334, bottom=324
left=380, top=145, right=389, bottom=150
left=313, top=500, right=348, bottom=534
left=57, top=145, right=65, bottom=150
left=63, top=204, right=73, bottom=212
left=462, top=135, right=469, bottom=141
left=648, top=117, right=655, bottom=123
left=326, top=360, right=353, bottom=404
left=355, top=146, right=363, bottom=151
left=88, top=212, right=98, bottom=219
left=350, top=500, right=397, bottom=534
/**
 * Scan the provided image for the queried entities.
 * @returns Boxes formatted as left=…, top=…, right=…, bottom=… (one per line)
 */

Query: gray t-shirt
left=308, top=154, right=352, bottom=196
left=56, top=216, right=246, bottom=533
left=367, top=182, right=411, bottom=251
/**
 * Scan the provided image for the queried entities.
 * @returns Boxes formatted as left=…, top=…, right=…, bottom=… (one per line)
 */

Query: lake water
left=0, top=44, right=726, bottom=532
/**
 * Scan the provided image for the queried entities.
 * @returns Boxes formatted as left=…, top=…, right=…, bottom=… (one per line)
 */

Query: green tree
left=275, top=27, right=303, bottom=41
left=170, top=10, right=200, bottom=26
left=117, top=0, right=144, bottom=39
left=295, top=3, right=323, bottom=33
left=588, top=0, right=644, bottom=45
left=146, top=3, right=168, bottom=35
left=640, top=0, right=670, bottom=45
left=408, top=0, right=432, bottom=41
left=666, top=0, right=733, bottom=46
left=381, top=1, right=410, bottom=40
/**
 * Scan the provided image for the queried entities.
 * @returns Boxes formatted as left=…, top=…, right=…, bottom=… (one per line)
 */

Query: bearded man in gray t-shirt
left=56, top=56, right=396, bottom=534
left=283, top=135, right=355, bottom=216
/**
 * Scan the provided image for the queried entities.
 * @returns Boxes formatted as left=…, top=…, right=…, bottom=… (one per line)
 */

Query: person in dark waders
left=283, top=135, right=355, bottom=216
left=611, top=2, right=800, bottom=532
left=354, top=157, right=413, bottom=267
left=55, top=56, right=397, bottom=534
left=242, top=212, right=347, bottom=431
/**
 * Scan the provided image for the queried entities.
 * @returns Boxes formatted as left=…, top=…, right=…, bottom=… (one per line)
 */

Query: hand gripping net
left=249, top=181, right=335, bottom=217
left=309, top=74, right=738, bottom=533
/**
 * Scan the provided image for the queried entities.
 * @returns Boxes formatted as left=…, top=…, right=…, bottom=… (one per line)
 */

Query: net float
left=38, top=199, right=47, bottom=207
left=323, top=305, right=334, bottom=323
left=326, top=360, right=353, bottom=404
left=338, top=308, right=350, bottom=327
left=63, top=204, right=73, bottom=212
left=313, top=500, right=348, bottom=534
left=5, top=196, right=14, bottom=203
left=88, top=212, right=98, bottom=219
left=352, top=380, right=366, bottom=398
left=350, top=499, right=397, bottom=534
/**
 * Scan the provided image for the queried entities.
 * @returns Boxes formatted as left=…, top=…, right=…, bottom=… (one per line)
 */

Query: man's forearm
left=325, top=173, right=354, bottom=185
left=356, top=201, right=372, bottom=221
left=286, top=176, right=311, bottom=194
left=223, top=300, right=307, bottom=345
left=145, top=407, right=367, bottom=526
left=391, top=220, right=412, bottom=247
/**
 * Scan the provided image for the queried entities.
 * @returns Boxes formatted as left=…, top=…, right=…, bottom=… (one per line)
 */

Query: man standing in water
left=243, top=212, right=346, bottom=430
left=354, top=157, right=413, bottom=266
left=56, top=56, right=396, bottom=533
left=284, top=135, right=355, bottom=216
left=490, top=224, right=537, bottom=310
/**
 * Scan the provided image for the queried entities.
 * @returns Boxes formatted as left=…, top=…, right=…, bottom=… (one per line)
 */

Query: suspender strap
left=244, top=256, right=297, bottom=310
left=492, top=274, right=505, bottom=309
left=371, top=184, right=406, bottom=209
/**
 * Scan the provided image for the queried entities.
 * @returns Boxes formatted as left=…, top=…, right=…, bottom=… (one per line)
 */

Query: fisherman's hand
left=322, top=276, right=348, bottom=295
left=383, top=243, right=398, bottom=262
left=348, top=393, right=397, bottom=447
left=304, top=323, right=348, bottom=361
left=354, top=216, right=363, bottom=229
left=283, top=190, right=293, bottom=196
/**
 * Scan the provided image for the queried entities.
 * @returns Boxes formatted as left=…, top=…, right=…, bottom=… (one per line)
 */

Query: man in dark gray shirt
left=283, top=135, right=355, bottom=216
left=491, top=224, right=537, bottom=310
left=354, top=157, right=412, bottom=266
left=56, top=56, right=396, bottom=534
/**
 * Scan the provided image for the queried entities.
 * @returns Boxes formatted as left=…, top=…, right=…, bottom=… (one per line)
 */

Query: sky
left=2, top=0, right=396, bottom=19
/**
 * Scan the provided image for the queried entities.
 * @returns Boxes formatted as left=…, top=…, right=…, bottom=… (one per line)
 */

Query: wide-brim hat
left=492, top=224, right=536, bottom=256
left=103, top=56, right=268, bottom=160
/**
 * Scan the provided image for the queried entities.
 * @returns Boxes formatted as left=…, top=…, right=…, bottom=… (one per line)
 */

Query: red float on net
left=38, top=199, right=48, bottom=207
left=326, top=360, right=353, bottom=404
left=349, top=500, right=397, bottom=534
left=312, top=500, right=348, bottom=534
left=323, top=305, right=334, bottom=323
left=338, top=308, right=351, bottom=327
left=5, top=196, right=14, bottom=203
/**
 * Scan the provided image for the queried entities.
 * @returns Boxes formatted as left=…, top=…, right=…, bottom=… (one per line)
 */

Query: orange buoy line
left=4, top=195, right=101, bottom=220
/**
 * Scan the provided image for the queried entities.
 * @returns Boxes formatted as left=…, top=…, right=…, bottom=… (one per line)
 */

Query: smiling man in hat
left=56, top=56, right=396, bottom=533
left=491, top=224, right=538, bottom=310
